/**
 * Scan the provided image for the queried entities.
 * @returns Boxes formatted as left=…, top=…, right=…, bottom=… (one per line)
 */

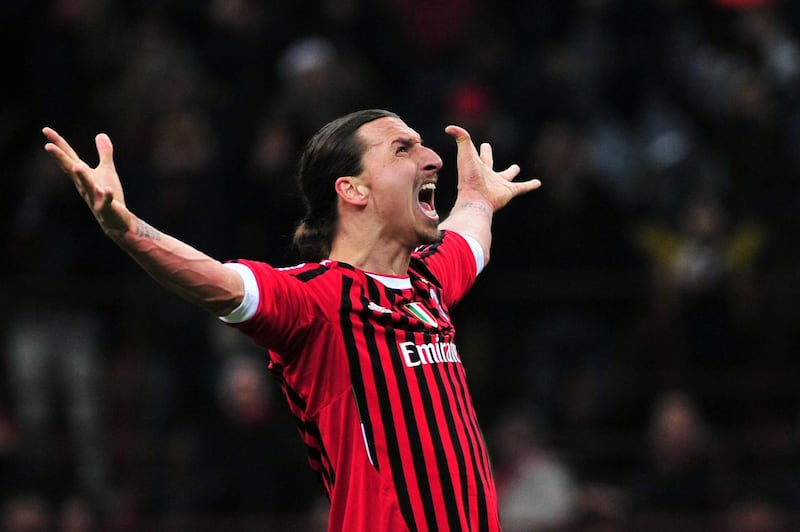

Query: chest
left=348, top=278, right=454, bottom=337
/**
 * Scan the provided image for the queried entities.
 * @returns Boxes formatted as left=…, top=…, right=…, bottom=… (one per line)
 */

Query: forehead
left=357, top=116, right=421, bottom=146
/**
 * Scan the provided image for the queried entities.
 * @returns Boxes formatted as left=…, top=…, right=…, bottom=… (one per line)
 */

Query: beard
left=415, top=223, right=443, bottom=248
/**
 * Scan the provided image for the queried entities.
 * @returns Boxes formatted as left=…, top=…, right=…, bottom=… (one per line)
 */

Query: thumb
left=445, top=125, right=479, bottom=163
left=95, top=133, right=115, bottom=168
left=444, top=125, right=471, bottom=146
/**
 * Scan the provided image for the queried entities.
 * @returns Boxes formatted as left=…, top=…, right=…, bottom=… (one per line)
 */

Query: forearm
left=438, top=195, right=494, bottom=266
left=110, top=216, right=244, bottom=316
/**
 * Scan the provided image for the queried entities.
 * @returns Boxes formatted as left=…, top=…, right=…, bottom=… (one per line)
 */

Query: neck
left=329, top=229, right=414, bottom=276
left=329, top=239, right=412, bottom=276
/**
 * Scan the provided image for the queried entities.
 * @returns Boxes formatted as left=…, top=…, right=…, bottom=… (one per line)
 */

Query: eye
left=396, top=145, right=409, bottom=154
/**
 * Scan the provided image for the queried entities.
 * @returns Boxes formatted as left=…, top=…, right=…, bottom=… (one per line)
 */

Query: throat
left=329, top=237, right=413, bottom=276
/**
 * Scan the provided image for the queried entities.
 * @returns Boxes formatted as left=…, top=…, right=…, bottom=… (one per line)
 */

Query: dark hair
left=292, top=109, right=399, bottom=260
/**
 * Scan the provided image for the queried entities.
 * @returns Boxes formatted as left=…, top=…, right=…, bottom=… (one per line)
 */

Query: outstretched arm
left=438, top=125, right=541, bottom=266
left=42, top=127, right=243, bottom=316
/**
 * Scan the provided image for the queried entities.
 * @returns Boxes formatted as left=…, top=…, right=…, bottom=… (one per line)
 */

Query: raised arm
left=42, top=127, right=243, bottom=316
left=438, top=125, right=541, bottom=266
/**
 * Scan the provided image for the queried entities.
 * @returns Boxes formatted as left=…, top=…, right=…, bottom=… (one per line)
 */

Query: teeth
left=421, top=183, right=436, bottom=191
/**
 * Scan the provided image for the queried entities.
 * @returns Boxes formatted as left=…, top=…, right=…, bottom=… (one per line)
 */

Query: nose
left=420, top=145, right=443, bottom=173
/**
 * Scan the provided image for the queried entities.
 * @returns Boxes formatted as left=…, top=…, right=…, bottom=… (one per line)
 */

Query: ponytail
left=292, top=217, right=335, bottom=262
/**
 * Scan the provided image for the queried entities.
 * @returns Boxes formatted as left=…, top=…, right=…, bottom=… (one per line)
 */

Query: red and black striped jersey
left=226, top=230, right=501, bottom=531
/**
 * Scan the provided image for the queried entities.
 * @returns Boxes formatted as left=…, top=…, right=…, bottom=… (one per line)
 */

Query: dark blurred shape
left=629, top=390, right=727, bottom=513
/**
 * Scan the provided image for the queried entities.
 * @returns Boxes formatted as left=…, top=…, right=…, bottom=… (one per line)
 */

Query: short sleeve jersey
left=225, top=230, right=501, bottom=531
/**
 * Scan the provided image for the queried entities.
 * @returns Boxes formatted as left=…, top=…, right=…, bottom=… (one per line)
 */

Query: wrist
left=98, top=202, right=135, bottom=239
left=451, top=198, right=493, bottom=218
left=108, top=213, right=153, bottom=245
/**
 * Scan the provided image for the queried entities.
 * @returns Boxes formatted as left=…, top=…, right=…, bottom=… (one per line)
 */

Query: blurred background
left=2, top=0, right=800, bottom=530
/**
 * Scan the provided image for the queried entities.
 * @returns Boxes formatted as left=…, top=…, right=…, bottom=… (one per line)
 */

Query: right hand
left=43, top=127, right=132, bottom=235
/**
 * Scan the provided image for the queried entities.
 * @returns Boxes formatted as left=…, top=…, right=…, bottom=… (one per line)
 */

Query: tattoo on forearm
left=135, top=220, right=161, bottom=241
left=455, top=202, right=492, bottom=217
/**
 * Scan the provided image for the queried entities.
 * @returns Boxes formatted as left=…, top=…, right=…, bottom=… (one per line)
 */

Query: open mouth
left=418, top=182, right=437, bottom=218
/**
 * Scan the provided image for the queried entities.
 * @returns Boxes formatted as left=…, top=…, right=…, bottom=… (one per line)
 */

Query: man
left=43, top=109, right=541, bottom=531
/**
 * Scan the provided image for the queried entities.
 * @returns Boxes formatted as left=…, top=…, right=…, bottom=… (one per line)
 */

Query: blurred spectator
left=494, top=119, right=637, bottom=430
left=59, top=496, right=96, bottom=532
left=720, top=497, right=787, bottom=532
left=382, top=0, right=476, bottom=60
left=491, top=409, right=577, bottom=532
left=236, top=114, right=304, bottom=263
left=571, top=482, right=628, bottom=532
left=1, top=494, right=52, bottom=532
left=503, top=118, right=637, bottom=272
left=108, top=16, right=210, bottom=147
left=190, top=325, right=316, bottom=521
left=664, top=0, right=800, bottom=228
left=633, top=193, right=766, bottom=371
left=629, top=390, right=727, bottom=514
left=234, top=34, right=379, bottom=264
left=442, top=80, right=521, bottom=167
left=270, top=35, right=379, bottom=143
left=4, top=148, right=113, bottom=516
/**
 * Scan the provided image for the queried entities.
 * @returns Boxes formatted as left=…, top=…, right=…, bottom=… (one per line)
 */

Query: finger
left=511, top=178, right=543, bottom=196
left=95, top=133, right=115, bottom=168
left=444, top=124, right=479, bottom=156
left=498, top=163, right=521, bottom=181
left=42, top=127, right=81, bottom=162
left=44, top=142, right=82, bottom=177
left=445, top=125, right=482, bottom=170
left=444, top=124, right=470, bottom=144
left=479, top=143, right=493, bottom=168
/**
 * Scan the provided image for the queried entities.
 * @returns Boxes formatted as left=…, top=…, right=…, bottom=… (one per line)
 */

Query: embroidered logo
left=403, top=302, right=438, bottom=328
left=367, top=301, right=392, bottom=314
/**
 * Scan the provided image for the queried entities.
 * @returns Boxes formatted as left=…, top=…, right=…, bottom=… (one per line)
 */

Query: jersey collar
left=365, top=272, right=412, bottom=290
left=322, top=259, right=413, bottom=290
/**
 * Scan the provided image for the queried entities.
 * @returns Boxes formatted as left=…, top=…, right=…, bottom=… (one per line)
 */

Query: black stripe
left=405, top=274, right=469, bottom=530
left=305, top=439, right=334, bottom=490
left=270, top=368, right=308, bottom=412
left=269, top=359, right=336, bottom=491
left=364, top=279, right=423, bottom=530
left=449, top=363, right=490, bottom=532
left=303, top=420, right=336, bottom=488
left=294, top=264, right=329, bottom=283
left=306, top=446, right=321, bottom=462
left=409, top=257, right=443, bottom=290
left=425, top=332, right=472, bottom=530
left=317, top=436, right=336, bottom=491
left=339, top=277, right=380, bottom=474
left=406, top=329, right=461, bottom=531
left=380, top=285, right=440, bottom=531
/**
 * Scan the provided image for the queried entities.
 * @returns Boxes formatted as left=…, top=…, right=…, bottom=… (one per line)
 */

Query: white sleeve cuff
left=219, top=263, right=260, bottom=324
left=455, top=232, right=486, bottom=276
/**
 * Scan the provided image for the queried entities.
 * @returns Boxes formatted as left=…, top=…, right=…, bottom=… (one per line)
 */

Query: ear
left=335, top=176, right=369, bottom=206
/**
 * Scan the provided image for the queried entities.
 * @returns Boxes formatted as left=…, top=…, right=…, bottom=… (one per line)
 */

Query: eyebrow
left=392, top=135, right=422, bottom=148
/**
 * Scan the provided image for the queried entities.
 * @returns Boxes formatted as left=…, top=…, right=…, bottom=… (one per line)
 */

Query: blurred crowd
left=2, top=0, right=800, bottom=530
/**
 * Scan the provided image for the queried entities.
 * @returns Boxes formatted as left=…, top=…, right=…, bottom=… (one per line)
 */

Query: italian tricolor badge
left=403, top=302, right=438, bottom=328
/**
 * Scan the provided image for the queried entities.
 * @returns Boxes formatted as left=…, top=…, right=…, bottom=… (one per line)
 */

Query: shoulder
left=233, top=259, right=345, bottom=283
left=409, top=232, right=465, bottom=287
left=411, top=230, right=481, bottom=275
